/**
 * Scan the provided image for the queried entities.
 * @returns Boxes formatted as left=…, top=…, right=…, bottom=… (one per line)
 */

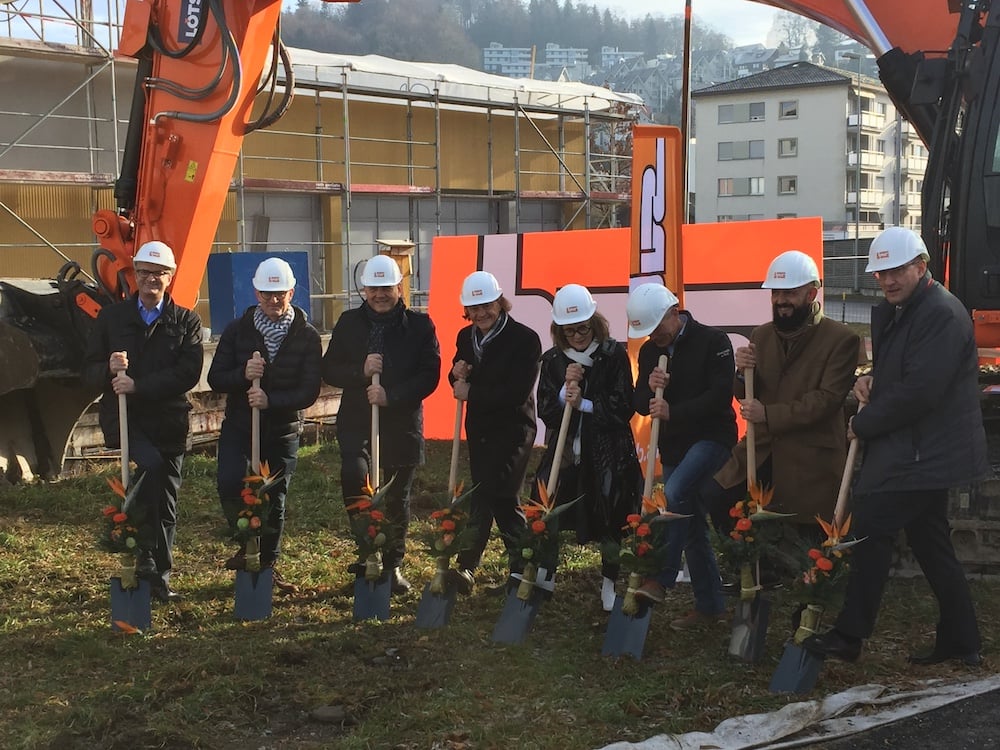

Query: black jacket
left=852, top=274, right=989, bottom=492
left=322, top=304, right=440, bottom=465
left=208, top=305, right=322, bottom=440
left=633, top=311, right=737, bottom=465
left=450, top=316, right=541, bottom=495
left=82, top=293, right=203, bottom=454
left=535, top=339, right=641, bottom=537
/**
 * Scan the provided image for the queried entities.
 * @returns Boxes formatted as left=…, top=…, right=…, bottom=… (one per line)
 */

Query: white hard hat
left=865, top=226, right=930, bottom=273
left=253, top=257, right=296, bottom=292
left=460, top=271, right=503, bottom=306
left=552, top=283, right=598, bottom=325
left=762, top=250, right=820, bottom=289
left=133, top=240, right=176, bottom=270
left=360, top=254, right=403, bottom=287
left=626, top=282, right=679, bottom=338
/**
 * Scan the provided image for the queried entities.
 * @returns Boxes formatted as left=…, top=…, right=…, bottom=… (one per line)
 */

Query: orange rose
left=637, top=542, right=651, bottom=556
left=249, top=516, right=261, bottom=529
left=441, top=519, right=456, bottom=531
left=729, top=505, right=743, bottom=518
left=367, top=524, right=377, bottom=538
left=113, top=512, right=127, bottom=524
left=531, top=519, right=546, bottom=534
left=815, top=556, right=834, bottom=572
left=735, top=517, right=752, bottom=532
left=808, top=548, right=823, bottom=561
left=102, top=506, right=117, bottom=517
left=370, top=510, right=385, bottom=521
left=636, top=523, right=651, bottom=537
left=243, top=494, right=256, bottom=506
left=730, top=531, right=742, bottom=541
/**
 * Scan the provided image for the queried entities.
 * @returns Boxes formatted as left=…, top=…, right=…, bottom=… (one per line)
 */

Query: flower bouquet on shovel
left=346, top=475, right=396, bottom=583
left=422, top=482, right=477, bottom=595
left=512, top=481, right=580, bottom=600
left=99, top=475, right=146, bottom=590
left=716, top=483, right=793, bottom=601
left=790, top=514, right=862, bottom=644
left=608, top=484, right=685, bottom=616
left=234, top=461, right=282, bottom=573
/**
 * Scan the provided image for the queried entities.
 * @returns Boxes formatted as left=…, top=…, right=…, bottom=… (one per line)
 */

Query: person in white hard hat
left=322, top=253, right=441, bottom=595
left=447, top=270, right=541, bottom=595
left=533, top=284, right=642, bottom=610
left=804, top=227, right=985, bottom=666
left=208, top=256, right=322, bottom=594
left=709, top=250, right=860, bottom=562
left=82, top=240, right=203, bottom=603
left=626, top=281, right=737, bottom=629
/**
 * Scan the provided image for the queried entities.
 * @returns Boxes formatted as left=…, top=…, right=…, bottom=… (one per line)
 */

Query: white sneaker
left=601, top=576, right=616, bottom=612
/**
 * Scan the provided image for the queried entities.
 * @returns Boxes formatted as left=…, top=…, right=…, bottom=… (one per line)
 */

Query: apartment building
left=691, top=61, right=926, bottom=240
left=483, top=42, right=533, bottom=77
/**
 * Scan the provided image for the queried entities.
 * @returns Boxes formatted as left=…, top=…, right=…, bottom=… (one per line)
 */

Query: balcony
left=847, top=111, right=886, bottom=131
left=846, top=189, right=884, bottom=208
left=847, top=150, right=885, bottom=170
left=899, top=155, right=928, bottom=173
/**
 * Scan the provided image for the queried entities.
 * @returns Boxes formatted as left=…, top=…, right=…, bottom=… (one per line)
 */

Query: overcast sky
left=588, top=0, right=782, bottom=47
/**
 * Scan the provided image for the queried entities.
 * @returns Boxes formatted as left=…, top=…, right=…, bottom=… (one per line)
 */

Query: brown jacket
left=713, top=314, right=861, bottom=521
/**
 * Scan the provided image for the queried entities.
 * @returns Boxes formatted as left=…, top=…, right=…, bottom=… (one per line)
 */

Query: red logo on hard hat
left=876, top=250, right=890, bottom=260
left=566, top=305, right=578, bottom=314
left=774, top=271, right=785, bottom=279
left=472, top=289, right=483, bottom=297
left=375, top=271, right=385, bottom=278
left=150, top=250, right=161, bottom=258
left=630, top=319, right=641, bottom=327
left=268, top=275, right=280, bottom=283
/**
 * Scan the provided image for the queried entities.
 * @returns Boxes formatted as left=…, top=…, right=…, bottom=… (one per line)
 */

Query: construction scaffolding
left=0, top=0, right=642, bottom=329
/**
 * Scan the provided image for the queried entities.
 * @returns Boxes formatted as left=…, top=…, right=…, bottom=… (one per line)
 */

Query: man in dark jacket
left=322, top=254, right=441, bottom=594
left=82, top=240, right=203, bottom=602
left=804, top=227, right=986, bottom=666
left=208, top=257, right=322, bottom=594
left=627, top=282, right=737, bottom=628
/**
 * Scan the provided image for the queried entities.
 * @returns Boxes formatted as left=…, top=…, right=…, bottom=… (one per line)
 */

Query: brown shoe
left=670, top=610, right=727, bottom=631
left=270, top=568, right=299, bottom=595
left=633, top=579, right=666, bottom=604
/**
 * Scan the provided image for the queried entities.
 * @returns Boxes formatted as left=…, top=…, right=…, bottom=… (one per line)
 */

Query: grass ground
left=0, top=438, right=995, bottom=749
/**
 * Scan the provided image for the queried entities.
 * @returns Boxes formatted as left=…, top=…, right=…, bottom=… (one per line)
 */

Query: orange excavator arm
left=91, top=0, right=357, bottom=309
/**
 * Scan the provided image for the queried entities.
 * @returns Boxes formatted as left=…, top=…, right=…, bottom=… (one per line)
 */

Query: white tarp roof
left=287, top=48, right=644, bottom=113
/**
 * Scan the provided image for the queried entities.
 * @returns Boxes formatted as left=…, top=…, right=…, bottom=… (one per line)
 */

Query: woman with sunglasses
left=534, top=284, right=642, bottom=610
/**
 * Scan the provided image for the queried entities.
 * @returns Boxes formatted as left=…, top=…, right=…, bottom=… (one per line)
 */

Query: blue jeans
left=655, top=440, right=731, bottom=616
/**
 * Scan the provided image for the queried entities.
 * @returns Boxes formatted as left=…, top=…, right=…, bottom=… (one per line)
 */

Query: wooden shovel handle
left=448, top=396, right=464, bottom=494
left=546, top=381, right=575, bottom=498
left=118, top=393, right=129, bottom=488
left=745, top=367, right=756, bottom=487
left=644, top=354, right=670, bottom=498
left=250, top=351, right=262, bottom=473
left=371, top=372, right=380, bottom=488
left=833, top=404, right=864, bottom=526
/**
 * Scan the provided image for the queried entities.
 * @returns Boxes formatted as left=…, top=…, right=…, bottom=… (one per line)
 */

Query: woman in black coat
left=448, top=271, right=541, bottom=593
left=534, top=284, right=641, bottom=610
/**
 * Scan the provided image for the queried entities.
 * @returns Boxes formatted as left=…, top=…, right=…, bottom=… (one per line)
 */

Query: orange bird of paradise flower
left=106, top=476, right=126, bottom=499
left=817, top=513, right=853, bottom=548
left=520, top=480, right=556, bottom=518
left=242, top=460, right=274, bottom=486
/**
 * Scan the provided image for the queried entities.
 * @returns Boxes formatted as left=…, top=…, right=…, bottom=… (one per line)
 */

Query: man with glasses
left=626, top=282, right=737, bottom=627
left=322, top=254, right=441, bottom=594
left=83, top=240, right=203, bottom=602
left=804, top=227, right=986, bottom=666
left=208, top=256, right=322, bottom=594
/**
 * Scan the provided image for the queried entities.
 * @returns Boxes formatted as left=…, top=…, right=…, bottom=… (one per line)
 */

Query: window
left=718, top=101, right=765, bottom=124
left=720, top=177, right=765, bottom=196
left=777, top=213, right=798, bottom=218
left=778, top=137, right=798, bottom=157
left=718, top=140, right=765, bottom=160
left=778, top=176, right=797, bottom=195
left=779, top=100, right=798, bottom=119
left=876, top=176, right=886, bottom=191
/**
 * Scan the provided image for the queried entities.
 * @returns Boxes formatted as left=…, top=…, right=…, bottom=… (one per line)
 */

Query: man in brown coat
left=707, top=251, right=861, bottom=543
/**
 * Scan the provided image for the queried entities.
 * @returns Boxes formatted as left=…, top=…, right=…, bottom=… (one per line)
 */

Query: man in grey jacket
left=804, top=227, right=986, bottom=666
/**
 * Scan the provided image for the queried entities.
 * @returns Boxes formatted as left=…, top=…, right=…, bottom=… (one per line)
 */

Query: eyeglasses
left=562, top=324, right=592, bottom=337
left=257, top=290, right=290, bottom=302
left=135, top=268, right=171, bottom=279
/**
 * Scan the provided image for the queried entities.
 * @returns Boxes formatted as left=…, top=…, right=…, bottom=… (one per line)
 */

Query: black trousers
left=129, top=427, right=184, bottom=587
left=835, top=488, right=981, bottom=653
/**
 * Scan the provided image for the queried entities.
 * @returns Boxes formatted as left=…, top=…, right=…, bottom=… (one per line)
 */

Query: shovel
left=602, top=353, right=669, bottom=659
left=770, top=407, right=863, bottom=693
left=492, top=378, right=576, bottom=644
left=109, top=380, right=152, bottom=631
left=235, top=352, right=274, bottom=620
left=354, top=370, right=391, bottom=621
left=415, top=396, right=466, bottom=629
left=729, top=366, right=771, bottom=663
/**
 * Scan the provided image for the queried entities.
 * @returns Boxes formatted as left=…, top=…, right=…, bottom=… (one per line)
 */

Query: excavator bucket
left=0, top=271, right=105, bottom=482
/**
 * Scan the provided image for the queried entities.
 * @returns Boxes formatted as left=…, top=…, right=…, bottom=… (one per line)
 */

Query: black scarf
left=472, top=310, right=509, bottom=363
left=364, top=299, right=405, bottom=354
